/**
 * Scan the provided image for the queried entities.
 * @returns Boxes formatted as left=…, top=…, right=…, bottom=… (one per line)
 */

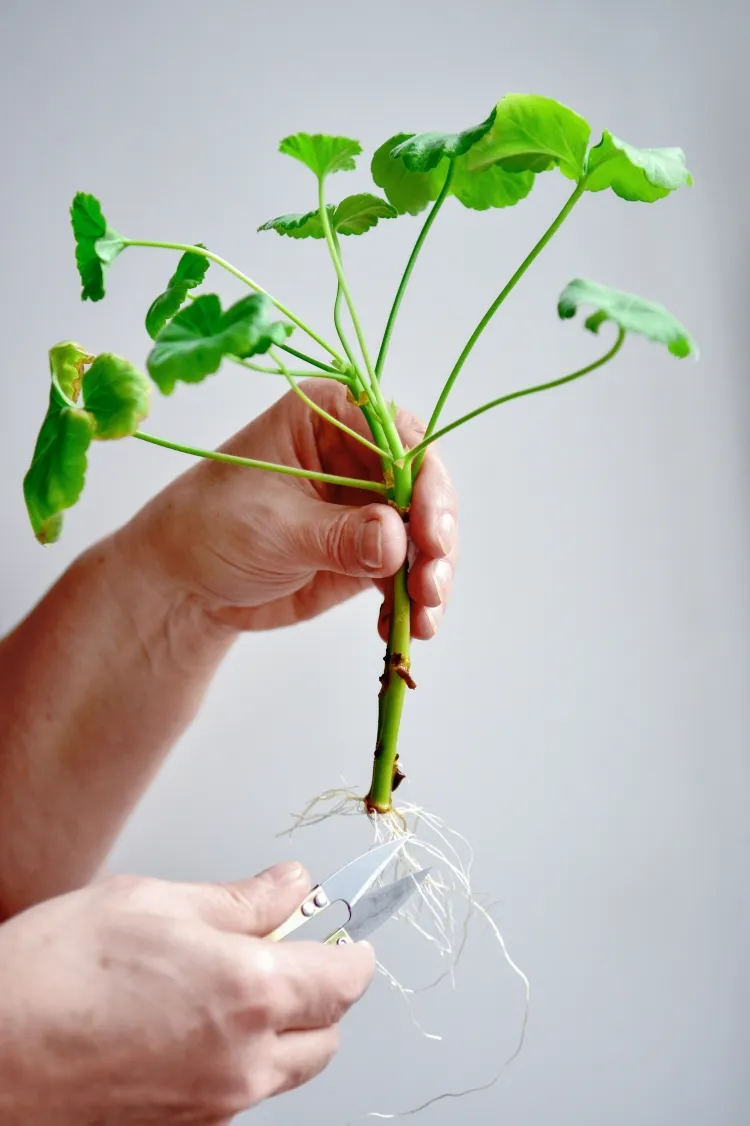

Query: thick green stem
left=405, top=328, right=626, bottom=465
left=277, top=343, right=341, bottom=375
left=132, top=431, right=387, bottom=494
left=416, top=181, right=585, bottom=474
left=124, top=239, right=343, bottom=363
left=375, top=160, right=455, bottom=381
left=365, top=465, right=414, bottom=813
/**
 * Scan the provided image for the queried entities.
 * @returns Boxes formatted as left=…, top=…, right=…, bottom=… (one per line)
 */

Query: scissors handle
left=265, top=884, right=332, bottom=942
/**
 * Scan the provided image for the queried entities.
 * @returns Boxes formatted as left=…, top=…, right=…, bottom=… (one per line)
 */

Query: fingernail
left=433, top=559, right=452, bottom=604
left=261, top=861, right=304, bottom=885
left=425, top=608, right=439, bottom=637
left=437, top=513, right=454, bottom=556
left=358, top=517, right=383, bottom=570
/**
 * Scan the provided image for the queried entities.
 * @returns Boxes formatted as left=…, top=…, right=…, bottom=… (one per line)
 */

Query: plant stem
left=233, top=357, right=346, bottom=379
left=132, top=431, right=388, bottom=494
left=124, top=239, right=343, bottom=363
left=316, top=181, right=405, bottom=462
left=365, top=463, right=414, bottom=814
left=331, top=236, right=392, bottom=465
left=277, top=343, right=341, bottom=375
left=375, top=160, right=455, bottom=381
left=405, top=328, right=626, bottom=464
left=418, top=181, right=585, bottom=472
left=270, top=350, right=392, bottom=460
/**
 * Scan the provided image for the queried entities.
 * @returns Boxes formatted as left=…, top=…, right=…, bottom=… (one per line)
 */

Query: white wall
left=1, top=1, right=748, bottom=1123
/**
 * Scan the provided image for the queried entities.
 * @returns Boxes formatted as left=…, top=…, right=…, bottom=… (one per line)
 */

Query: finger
left=182, top=863, right=312, bottom=936
left=269, top=1026, right=341, bottom=1098
left=232, top=939, right=375, bottom=1032
left=406, top=553, right=454, bottom=610
left=411, top=601, right=444, bottom=641
left=393, top=408, right=458, bottom=561
left=288, top=491, right=408, bottom=580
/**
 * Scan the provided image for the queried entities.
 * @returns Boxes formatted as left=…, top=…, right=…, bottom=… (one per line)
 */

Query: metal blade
left=344, top=869, right=430, bottom=941
left=319, top=838, right=410, bottom=910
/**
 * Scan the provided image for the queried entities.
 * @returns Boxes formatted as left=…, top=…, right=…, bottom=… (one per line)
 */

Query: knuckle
left=321, top=510, right=352, bottom=571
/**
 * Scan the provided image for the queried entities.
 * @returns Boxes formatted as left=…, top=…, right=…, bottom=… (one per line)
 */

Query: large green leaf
left=258, top=193, right=396, bottom=239
left=147, top=293, right=293, bottom=394
left=465, top=93, right=591, bottom=181
left=279, top=133, right=361, bottom=178
left=23, top=385, right=94, bottom=544
left=70, top=193, right=126, bottom=302
left=584, top=132, right=693, bottom=202
left=371, top=133, right=447, bottom=215
left=558, top=278, right=698, bottom=358
left=49, top=341, right=94, bottom=402
left=451, top=160, right=535, bottom=210
left=145, top=246, right=209, bottom=339
left=82, top=354, right=152, bottom=439
left=388, top=110, right=496, bottom=173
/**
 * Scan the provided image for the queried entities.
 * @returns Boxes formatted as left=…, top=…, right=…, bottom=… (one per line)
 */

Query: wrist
left=99, top=519, right=238, bottom=676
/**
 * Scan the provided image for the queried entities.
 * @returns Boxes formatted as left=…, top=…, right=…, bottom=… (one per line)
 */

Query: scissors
left=267, top=838, right=429, bottom=946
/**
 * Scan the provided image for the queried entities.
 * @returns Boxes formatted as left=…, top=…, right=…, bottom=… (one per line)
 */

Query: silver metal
left=319, top=837, right=410, bottom=912
left=336, top=935, right=350, bottom=945
left=343, top=868, right=430, bottom=942
left=313, top=890, right=329, bottom=909
left=300, top=900, right=316, bottom=917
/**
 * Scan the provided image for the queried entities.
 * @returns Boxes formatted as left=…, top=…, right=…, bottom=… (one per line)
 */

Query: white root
left=279, top=786, right=531, bottom=1121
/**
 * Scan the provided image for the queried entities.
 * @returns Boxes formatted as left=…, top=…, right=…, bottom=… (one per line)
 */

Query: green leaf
left=49, top=341, right=94, bottom=402
left=465, top=94, right=591, bottom=181
left=70, top=192, right=126, bottom=302
left=371, top=133, right=448, bottom=216
left=332, top=192, right=397, bottom=234
left=388, top=110, right=497, bottom=173
left=146, top=293, right=293, bottom=394
left=584, top=132, right=693, bottom=202
left=451, top=160, right=535, bottom=210
left=82, top=354, right=152, bottom=439
left=23, top=385, right=94, bottom=544
left=279, top=133, right=361, bottom=179
left=258, top=209, right=331, bottom=240
left=145, top=246, right=210, bottom=339
left=258, top=193, right=396, bottom=240
left=558, top=278, right=698, bottom=358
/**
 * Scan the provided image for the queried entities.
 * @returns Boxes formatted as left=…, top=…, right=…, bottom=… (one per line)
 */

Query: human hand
left=117, top=379, right=458, bottom=640
left=0, top=862, right=374, bottom=1125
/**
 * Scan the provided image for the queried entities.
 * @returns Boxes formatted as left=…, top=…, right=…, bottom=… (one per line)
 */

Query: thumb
left=189, top=862, right=312, bottom=936
left=289, top=492, right=407, bottom=579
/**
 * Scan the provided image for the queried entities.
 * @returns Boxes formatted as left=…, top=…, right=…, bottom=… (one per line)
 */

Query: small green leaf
left=145, top=246, right=210, bottom=339
left=371, top=133, right=448, bottom=216
left=558, top=278, right=698, bottom=358
left=70, top=193, right=126, bottom=302
left=49, top=341, right=94, bottom=402
left=82, top=354, right=152, bottom=439
left=258, top=209, right=330, bottom=239
left=279, top=133, right=361, bottom=179
left=451, top=161, right=534, bottom=210
left=466, top=94, right=591, bottom=181
left=332, top=192, right=397, bottom=234
left=584, top=132, right=693, bottom=202
left=146, top=293, right=293, bottom=394
left=23, top=385, right=94, bottom=544
left=389, top=110, right=497, bottom=173
left=259, top=193, right=396, bottom=240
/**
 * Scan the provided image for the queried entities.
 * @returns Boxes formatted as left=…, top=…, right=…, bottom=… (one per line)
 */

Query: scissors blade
left=319, top=837, right=409, bottom=911
left=343, top=868, right=430, bottom=942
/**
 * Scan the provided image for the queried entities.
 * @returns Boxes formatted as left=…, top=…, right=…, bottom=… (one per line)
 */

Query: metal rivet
left=301, top=901, right=315, bottom=917
left=336, top=936, right=350, bottom=945
left=313, top=890, right=329, bottom=909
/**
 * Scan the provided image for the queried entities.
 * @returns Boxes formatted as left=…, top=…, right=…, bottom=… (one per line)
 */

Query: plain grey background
left=1, top=0, right=748, bottom=1123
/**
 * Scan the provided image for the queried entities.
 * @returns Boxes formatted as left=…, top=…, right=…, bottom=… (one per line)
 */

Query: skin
left=0, top=379, right=458, bottom=1120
